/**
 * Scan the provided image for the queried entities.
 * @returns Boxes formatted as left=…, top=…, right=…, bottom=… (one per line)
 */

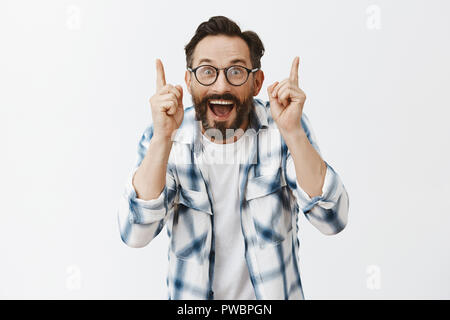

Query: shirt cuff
left=125, top=166, right=167, bottom=225
left=295, top=161, right=342, bottom=213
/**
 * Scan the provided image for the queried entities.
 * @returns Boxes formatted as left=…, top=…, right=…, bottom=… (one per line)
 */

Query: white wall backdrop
left=1, top=0, right=449, bottom=299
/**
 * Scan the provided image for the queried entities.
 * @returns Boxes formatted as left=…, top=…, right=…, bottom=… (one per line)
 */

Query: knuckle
left=150, top=95, right=158, bottom=106
left=159, top=85, right=169, bottom=94
left=170, top=96, right=178, bottom=104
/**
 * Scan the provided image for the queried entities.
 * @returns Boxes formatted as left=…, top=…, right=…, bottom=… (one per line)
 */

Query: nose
left=210, top=69, right=232, bottom=93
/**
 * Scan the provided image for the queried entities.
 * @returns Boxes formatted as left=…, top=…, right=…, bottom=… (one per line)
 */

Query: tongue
left=211, top=104, right=233, bottom=116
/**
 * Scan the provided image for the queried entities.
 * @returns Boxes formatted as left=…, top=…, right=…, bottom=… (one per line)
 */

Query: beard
left=192, top=90, right=254, bottom=141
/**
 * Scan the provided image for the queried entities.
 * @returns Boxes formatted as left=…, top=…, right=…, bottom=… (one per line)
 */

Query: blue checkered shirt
left=118, top=98, right=349, bottom=300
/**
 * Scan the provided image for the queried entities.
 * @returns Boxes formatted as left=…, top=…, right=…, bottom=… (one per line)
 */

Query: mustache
left=198, top=93, right=240, bottom=105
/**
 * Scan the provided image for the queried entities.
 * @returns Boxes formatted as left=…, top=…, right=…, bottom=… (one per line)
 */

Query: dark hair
left=184, top=16, right=265, bottom=69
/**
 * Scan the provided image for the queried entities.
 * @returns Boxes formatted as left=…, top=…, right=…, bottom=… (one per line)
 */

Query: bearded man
left=118, top=16, right=349, bottom=300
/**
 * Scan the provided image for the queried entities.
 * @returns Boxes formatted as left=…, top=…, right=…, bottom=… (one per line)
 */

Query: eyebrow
left=196, top=58, right=249, bottom=67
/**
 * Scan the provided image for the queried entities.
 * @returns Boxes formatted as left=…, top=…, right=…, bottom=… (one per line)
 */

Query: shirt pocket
left=245, top=168, right=293, bottom=246
left=171, top=187, right=212, bottom=261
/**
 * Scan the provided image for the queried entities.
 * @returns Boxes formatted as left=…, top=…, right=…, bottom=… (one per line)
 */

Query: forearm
left=132, top=135, right=173, bottom=200
left=282, top=128, right=327, bottom=198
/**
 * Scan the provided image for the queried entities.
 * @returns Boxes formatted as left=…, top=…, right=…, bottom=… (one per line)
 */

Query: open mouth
left=208, top=99, right=235, bottom=119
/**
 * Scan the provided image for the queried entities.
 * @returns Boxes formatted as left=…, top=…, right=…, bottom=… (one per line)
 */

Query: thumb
left=267, top=81, right=283, bottom=119
left=267, top=81, right=278, bottom=102
left=175, top=85, right=184, bottom=107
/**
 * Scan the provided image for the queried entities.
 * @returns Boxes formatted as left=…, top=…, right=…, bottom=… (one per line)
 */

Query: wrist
left=150, top=134, right=174, bottom=158
left=151, top=133, right=174, bottom=144
left=280, top=126, right=307, bottom=146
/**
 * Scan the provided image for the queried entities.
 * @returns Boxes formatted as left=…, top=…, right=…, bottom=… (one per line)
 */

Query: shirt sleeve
left=117, top=124, right=178, bottom=248
left=285, top=113, right=349, bottom=235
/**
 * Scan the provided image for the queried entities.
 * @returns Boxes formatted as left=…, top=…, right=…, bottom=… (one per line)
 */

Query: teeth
left=209, top=100, right=234, bottom=105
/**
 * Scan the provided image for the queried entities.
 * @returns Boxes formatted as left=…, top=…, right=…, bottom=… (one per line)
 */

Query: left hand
left=267, top=56, right=306, bottom=134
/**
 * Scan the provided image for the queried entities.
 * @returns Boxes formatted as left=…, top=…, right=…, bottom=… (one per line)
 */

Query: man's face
left=185, top=35, right=264, bottom=141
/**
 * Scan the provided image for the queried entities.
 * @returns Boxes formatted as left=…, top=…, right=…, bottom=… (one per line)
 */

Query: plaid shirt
left=118, top=98, right=349, bottom=300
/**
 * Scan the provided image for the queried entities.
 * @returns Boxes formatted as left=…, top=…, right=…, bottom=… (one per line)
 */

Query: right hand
left=149, top=59, right=184, bottom=140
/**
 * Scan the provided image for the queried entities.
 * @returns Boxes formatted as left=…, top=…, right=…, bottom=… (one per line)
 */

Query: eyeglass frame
left=187, top=64, right=260, bottom=87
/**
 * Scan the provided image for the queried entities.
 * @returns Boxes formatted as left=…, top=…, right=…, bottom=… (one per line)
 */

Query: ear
left=185, top=70, right=192, bottom=95
left=252, top=70, right=264, bottom=96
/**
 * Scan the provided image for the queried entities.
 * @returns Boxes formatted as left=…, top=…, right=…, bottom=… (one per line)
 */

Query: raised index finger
left=290, top=56, right=300, bottom=85
left=156, top=58, right=166, bottom=90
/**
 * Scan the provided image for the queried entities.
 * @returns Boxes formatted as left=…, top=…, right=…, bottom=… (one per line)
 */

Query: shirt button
left=129, top=215, right=134, bottom=223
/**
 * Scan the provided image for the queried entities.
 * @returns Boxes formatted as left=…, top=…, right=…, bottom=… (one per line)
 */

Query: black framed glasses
left=187, top=65, right=259, bottom=86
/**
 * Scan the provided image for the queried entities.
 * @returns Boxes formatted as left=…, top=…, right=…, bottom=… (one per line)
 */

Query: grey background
left=1, top=0, right=449, bottom=299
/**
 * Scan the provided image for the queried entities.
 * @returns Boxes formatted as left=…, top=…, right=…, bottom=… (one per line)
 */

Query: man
left=118, top=16, right=349, bottom=300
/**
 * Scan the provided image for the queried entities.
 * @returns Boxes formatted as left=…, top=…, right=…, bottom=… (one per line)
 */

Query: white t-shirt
left=201, top=131, right=256, bottom=300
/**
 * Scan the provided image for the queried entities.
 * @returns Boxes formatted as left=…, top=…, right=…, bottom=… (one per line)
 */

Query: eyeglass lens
left=196, top=66, right=247, bottom=85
